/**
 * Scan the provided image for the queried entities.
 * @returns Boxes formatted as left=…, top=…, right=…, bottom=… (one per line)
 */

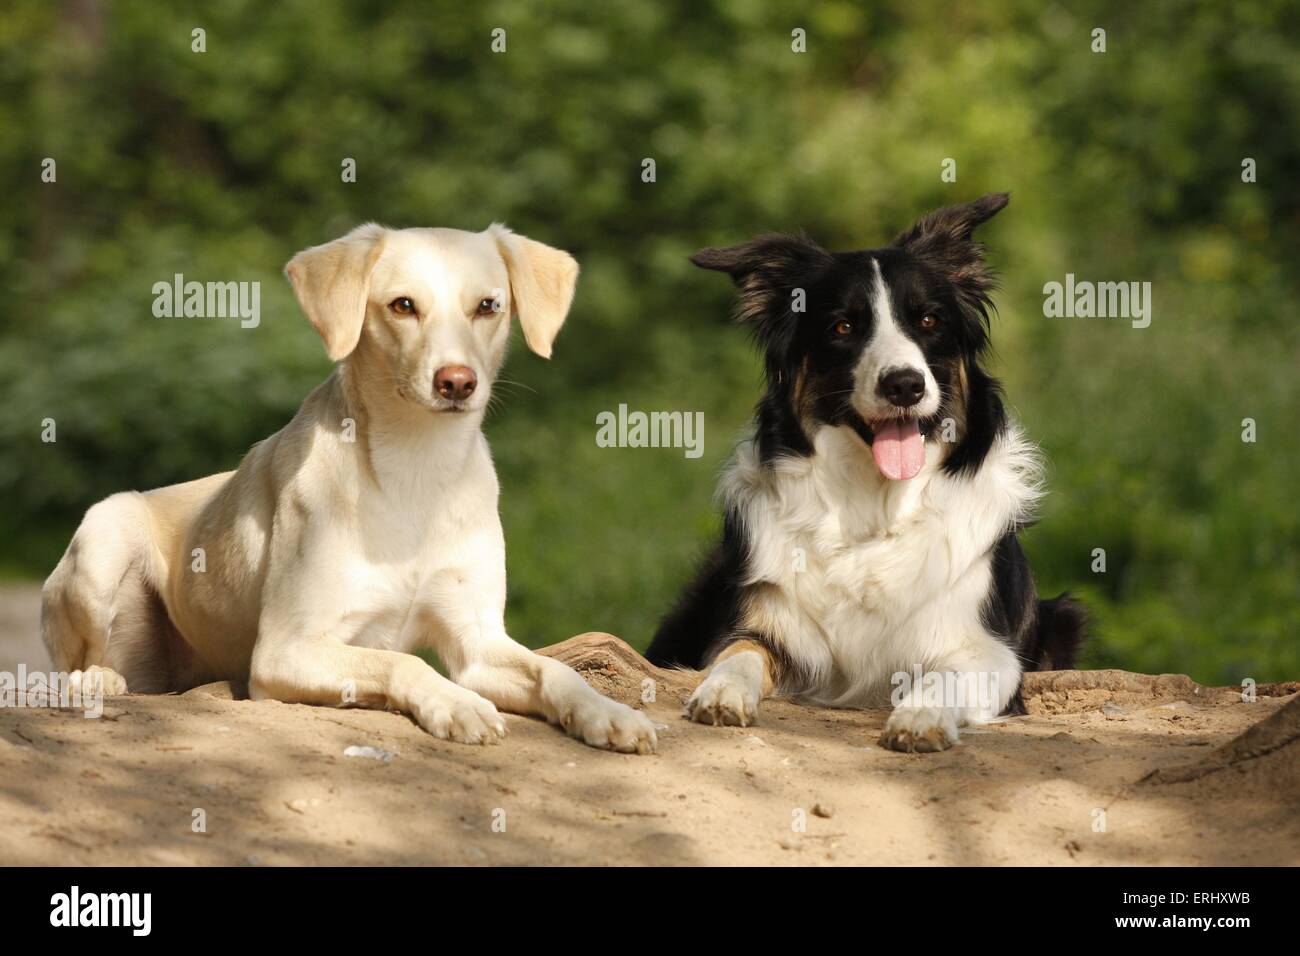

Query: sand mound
left=1, top=630, right=1295, bottom=865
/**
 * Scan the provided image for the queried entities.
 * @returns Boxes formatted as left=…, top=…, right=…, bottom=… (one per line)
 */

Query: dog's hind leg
left=41, top=492, right=171, bottom=695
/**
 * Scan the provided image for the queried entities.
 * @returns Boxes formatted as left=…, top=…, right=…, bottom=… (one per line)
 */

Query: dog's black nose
left=878, top=368, right=926, bottom=408
left=434, top=365, right=477, bottom=402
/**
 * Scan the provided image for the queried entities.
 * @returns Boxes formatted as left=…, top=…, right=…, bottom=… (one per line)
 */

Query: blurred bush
left=1, top=0, right=1296, bottom=682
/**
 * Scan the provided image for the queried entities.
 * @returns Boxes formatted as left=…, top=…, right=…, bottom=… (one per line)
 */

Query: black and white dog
left=646, top=194, right=1084, bottom=752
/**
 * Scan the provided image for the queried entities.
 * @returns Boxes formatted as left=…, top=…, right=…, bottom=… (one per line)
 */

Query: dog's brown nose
left=434, top=365, right=477, bottom=402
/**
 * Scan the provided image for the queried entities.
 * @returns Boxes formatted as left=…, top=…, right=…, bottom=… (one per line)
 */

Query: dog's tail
left=1027, top=593, right=1087, bottom=671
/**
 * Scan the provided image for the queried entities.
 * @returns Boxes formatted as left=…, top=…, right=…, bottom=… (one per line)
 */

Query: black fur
left=646, top=512, right=749, bottom=670
left=647, top=194, right=1085, bottom=709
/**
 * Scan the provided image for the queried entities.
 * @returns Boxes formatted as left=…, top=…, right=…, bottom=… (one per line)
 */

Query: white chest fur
left=334, top=418, right=505, bottom=651
left=723, top=423, right=1042, bottom=705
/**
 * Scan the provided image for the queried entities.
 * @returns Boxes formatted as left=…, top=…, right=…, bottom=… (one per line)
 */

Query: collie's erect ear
left=691, top=234, right=832, bottom=326
left=488, top=224, right=579, bottom=359
left=896, top=192, right=1009, bottom=248
left=285, top=223, right=387, bottom=361
left=894, top=193, right=1009, bottom=314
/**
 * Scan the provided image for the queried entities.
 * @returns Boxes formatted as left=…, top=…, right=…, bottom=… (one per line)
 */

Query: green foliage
left=1, top=0, right=1296, bottom=683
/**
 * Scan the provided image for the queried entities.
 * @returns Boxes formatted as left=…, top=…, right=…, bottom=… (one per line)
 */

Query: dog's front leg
left=250, top=634, right=507, bottom=744
left=460, top=635, right=657, bottom=754
left=249, top=547, right=506, bottom=744
left=433, top=608, right=657, bottom=754
left=879, top=635, right=1021, bottom=753
left=686, top=639, right=778, bottom=727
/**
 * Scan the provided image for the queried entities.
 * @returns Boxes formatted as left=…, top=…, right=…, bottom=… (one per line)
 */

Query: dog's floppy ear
left=488, top=224, right=579, bottom=359
left=691, top=234, right=832, bottom=327
left=894, top=193, right=1009, bottom=314
left=285, top=223, right=387, bottom=361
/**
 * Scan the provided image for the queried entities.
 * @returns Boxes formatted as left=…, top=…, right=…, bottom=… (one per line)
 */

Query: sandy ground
left=1, top=583, right=1296, bottom=866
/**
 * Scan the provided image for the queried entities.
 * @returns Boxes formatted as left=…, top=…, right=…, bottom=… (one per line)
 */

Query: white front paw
left=412, top=689, right=507, bottom=745
left=559, top=694, right=657, bottom=754
left=880, top=706, right=959, bottom=753
left=68, top=666, right=129, bottom=698
left=687, top=671, right=759, bottom=727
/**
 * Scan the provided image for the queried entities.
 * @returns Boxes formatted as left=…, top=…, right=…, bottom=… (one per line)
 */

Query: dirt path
left=1, top=584, right=1296, bottom=866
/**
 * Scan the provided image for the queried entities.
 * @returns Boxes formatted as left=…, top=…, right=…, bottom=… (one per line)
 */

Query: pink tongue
left=870, top=419, right=925, bottom=480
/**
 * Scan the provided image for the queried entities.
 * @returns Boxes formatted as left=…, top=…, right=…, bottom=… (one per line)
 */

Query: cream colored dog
left=40, top=223, right=657, bottom=753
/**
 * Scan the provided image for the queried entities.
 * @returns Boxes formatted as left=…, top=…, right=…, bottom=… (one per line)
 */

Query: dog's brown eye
left=918, top=314, right=939, bottom=330
left=475, top=297, right=499, bottom=317
left=833, top=320, right=853, bottom=337
left=390, top=297, right=416, bottom=316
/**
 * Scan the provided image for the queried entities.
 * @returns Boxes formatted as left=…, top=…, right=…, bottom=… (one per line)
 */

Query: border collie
left=646, top=194, right=1084, bottom=752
